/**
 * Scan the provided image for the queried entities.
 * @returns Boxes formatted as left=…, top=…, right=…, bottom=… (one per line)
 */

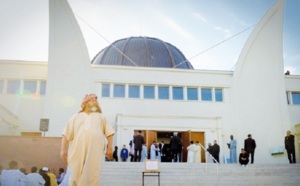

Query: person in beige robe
left=194, top=141, right=202, bottom=163
left=187, top=141, right=197, bottom=163
left=60, top=94, right=115, bottom=186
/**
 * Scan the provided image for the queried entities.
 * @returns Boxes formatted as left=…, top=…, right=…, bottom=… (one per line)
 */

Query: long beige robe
left=63, top=112, right=115, bottom=186
left=187, top=144, right=197, bottom=163
left=195, top=145, right=201, bottom=163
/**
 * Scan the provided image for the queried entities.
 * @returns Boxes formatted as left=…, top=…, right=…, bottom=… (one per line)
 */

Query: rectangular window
left=102, top=84, right=110, bottom=97
left=291, top=92, right=300, bottom=105
left=201, top=88, right=212, bottom=101
left=40, top=81, right=46, bottom=95
left=113, top=84, right=125, bottom=98
left=144, top=86, right=155, bottom=99
left=24, top=81, right=37, bottom=94
left=129, top=85, right=140, bottom=98
left=187, top=88, right=198, bottom=100
left=0, top=80, right=4, bottom=94
left=7, top=80, right=20, bottom=94
left=172, top=87, right=183, bottom=100
left=158, top=86, right=169, bottom=100
left=215, top=88, right=223, bottom=102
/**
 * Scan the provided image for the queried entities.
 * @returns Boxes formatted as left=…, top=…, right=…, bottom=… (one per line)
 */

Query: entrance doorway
left=134, top=130, right=205, bottom=162
left=181, top=131, right=205, bottom=162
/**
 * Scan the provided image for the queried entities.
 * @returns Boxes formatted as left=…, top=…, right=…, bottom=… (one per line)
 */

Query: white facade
left=0, top=0, right=299, bottom=163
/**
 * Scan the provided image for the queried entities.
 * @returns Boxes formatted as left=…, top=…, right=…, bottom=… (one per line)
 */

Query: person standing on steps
left=285, top=130, right=296, bottom=163
left=244, top=134, right=256, bottom=164
left=211, top=140, right=220, bottom=163
left=227, top=135, right=237, bottom=163
left=170, top=132, right=182, bottom=162
left=133, top=130, right=145, bottom=162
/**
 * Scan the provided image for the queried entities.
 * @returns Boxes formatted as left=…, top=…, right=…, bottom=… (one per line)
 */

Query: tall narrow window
left=7, top=80, right=20, bottom=94
left=102, top=84, right=110, bottom=97
left=144, top=85, right=155, bottom=99
left=113, top=84, right=125, bottom=98
left=40, top=81, right=47, bottom=95
left=173, top=87, right=183, bottom=100
left=291, top=92, right=300, bottom=105
left=24, top=81, right=37, bottom=94
left=201, top=88, right=212, bottom=101
left=129, top=85, right=140, bottom=98
left=158, top=86, right=169, bottom=100
left=187, top=87, right=198, bottom=100
left=215, top=89, right=223, bottom=102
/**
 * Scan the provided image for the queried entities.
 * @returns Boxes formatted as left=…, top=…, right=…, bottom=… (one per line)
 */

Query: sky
left=0, top=0, right=299, bottom=74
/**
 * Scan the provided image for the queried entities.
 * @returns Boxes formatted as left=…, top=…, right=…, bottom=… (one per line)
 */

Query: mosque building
left=0, top=0, right=299, bottom=163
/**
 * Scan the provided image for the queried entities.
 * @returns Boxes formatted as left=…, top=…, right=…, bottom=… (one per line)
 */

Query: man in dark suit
left=211, top=140, right=220, bottom=163
left=39, top=168, right=50, bottom=186
left=285, top=130, right=296, bottom=163
left=133, top=130, right=145, bottom=162
left=159, top=141, right=167, bottom=162
left=244, top=134, right=256, bottom=164
left=170, top=132, right=182, bottom=162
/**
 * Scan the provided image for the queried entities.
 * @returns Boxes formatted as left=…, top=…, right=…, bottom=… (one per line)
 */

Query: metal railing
left=198, top=143, right=219, bottom=181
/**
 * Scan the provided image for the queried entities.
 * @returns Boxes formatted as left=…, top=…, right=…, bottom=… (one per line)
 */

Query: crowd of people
left=206, top=134, right=256, bottom=166
left=0, top=130, right=296, bottom=186
left=121, top=132, right=186, bottom=163
left=116, top=131, right=213, bottom=163
left=0, top=160, right=65, bottom=186
left=1, top=92, right=296, bottom=186
left=120, top=131, right=227, bottom=164
left=212, top=131, right=296, bottom=166
left=116, top=130, right=296, bottom=167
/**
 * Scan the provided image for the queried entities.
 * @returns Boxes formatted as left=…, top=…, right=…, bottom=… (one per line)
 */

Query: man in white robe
left=60, top=94, right=115, bottom=186
left=26, top=166, right=45, bottom=186
left=228, top=135, right=237, bottom=163
left=187, top=141, right=197, bottom=163
left=141, top=144, right=148, bottom=162
left=150, top=141, right=158, bottom=160
left=1, top=160, right=28, bottom=186
left=59, top=167, right=70, bottom=186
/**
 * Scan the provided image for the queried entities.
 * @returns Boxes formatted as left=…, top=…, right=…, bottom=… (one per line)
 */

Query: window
left=172, top=87, right=183, bottom=100
left=24, top=81, right=37, bottom=94
left=95, top=82, right=225, bottom=103
left=129, top=85, right=140, bottom=98
left=7, top=80, right=20, bottom=94
left=40, top=81, right=46, bottom=95
left=113, top=84, right=125, bottom=97
left=286, top=92, right=290, bottom=105
left=187, top=88, right=198, bottom=100
left=144, top=86, right=155, bottom=99
left=102, top=84, right=110, bottom=97
left=0, top=80, right=4, bottom=94
left=215, top=89, right=223, bottom=102
left=201, top=88, right=212, bottom=101
left=158, top=86, right=169, bottom=100
left=291, top=92, right=300, bottom=105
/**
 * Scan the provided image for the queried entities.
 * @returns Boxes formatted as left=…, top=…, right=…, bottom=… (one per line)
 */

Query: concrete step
left=100, top=162, right=300, bottom=186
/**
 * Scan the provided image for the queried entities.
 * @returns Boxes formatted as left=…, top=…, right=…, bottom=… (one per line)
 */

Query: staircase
left=100, top=162, right=300, bottom=186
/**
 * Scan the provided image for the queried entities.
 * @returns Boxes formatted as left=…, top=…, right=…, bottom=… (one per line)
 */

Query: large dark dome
left=91, top=36, right=193, bottom=69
